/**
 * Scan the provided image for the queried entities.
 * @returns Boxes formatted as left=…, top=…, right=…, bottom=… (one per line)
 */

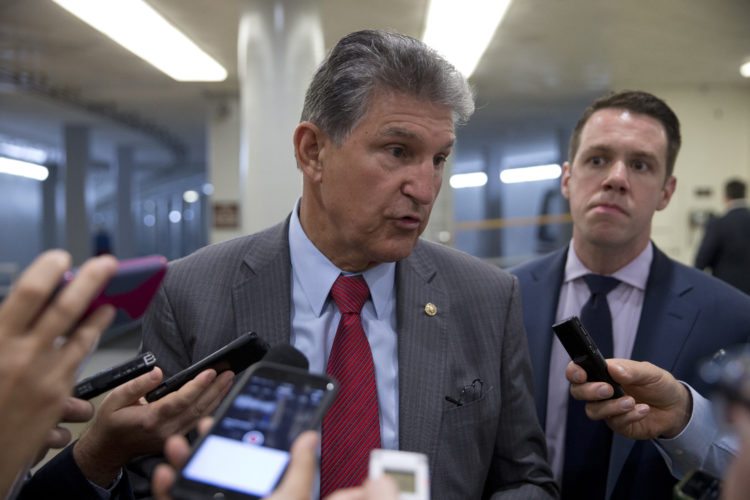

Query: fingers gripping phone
left=552, top=316, right=625, bottom=398
left=62, top=254, right=167, bottom=327
left=145, top=332, right=270, bottom=402
left=171, top=362, right=338, bottom=500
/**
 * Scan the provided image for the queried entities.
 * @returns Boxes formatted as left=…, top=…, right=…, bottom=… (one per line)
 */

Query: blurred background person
left=695, top=178, right=750, bottom=295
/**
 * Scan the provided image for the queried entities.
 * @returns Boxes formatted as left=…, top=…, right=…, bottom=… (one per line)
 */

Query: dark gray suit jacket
left=512, top=244, right=750, bottom=499
left=695, top=205, right=750, bottom=295
left=141, top=218, right=557, bottom=499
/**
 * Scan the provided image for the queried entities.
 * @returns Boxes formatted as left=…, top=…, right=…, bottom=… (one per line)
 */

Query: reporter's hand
left=33, top=397, right=95, bottom=466
left=152, top=425, right=398, bottom=500
left=566, top=358, right=692, bottom=440
left=73, top=367, right=234, bottom=487
left=0, top=251, right=117, bottom=496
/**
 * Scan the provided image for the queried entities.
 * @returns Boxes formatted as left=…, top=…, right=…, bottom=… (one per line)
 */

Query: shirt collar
left=564, top=240, right=652, bottom=291
left=288, top=199, right=395, bottom=317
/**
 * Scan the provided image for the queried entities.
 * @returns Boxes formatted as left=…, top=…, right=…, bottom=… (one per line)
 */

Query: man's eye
left=590, top=156, right=606, bottom=166
left=389, top=146, right=406, bottom=158
left=632, top=160, right=649, bottom=172
left=433, top=155, right=447, bottom=167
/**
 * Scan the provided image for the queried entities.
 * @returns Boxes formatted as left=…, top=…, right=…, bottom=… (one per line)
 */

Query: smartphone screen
left=173, top=362, right=338, bottom=500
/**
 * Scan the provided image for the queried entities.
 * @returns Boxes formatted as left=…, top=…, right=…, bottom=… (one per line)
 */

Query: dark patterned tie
left=562, top=274, right=620, bottom=499
left=320, top=275, right=381, bottom=497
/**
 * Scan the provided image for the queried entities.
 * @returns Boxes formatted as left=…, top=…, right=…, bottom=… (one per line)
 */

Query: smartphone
left=74, top=352, right=157, bottom=400
left=145, top=332, right=270, bottom=402
left=552, top=315, right=625, bottom=398
left=62, top=254, right=167, bottom=327
left=673, top=469, right=721, bottom=500
left=171, top=361, right=338, bottom=500
left=369, top=449, right=430, bottom=500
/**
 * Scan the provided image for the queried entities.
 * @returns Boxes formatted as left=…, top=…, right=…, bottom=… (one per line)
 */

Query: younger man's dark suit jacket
left=512, top=243, right=750, bottom=499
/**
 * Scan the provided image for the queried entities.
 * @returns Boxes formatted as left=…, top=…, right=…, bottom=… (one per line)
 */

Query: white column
left=237, top=0, right=324, bottom=235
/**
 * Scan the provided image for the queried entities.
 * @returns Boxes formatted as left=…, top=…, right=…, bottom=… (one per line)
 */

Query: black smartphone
left=145, top=332, right=269, bottom=402
left=170, top=361, right=338, bottom=500
left=552, top=315, right=625, bottom=398
left=61, top=254, right=168, bottom=327
left=74, top=352, right=157, bottom=400
left=673, top=469, right=721, bottom=500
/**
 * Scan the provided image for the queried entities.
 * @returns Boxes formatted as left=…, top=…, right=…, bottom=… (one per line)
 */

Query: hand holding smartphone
left=171, top=360, right=337, bottom=500
left=145, top=332, right=270, bottom=402
left=74, top=352, right=157, bottom=400
left=552, top=316, right=625, bottom=398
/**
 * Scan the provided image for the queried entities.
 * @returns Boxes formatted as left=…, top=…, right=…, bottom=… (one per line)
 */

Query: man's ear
left=657, top=175, right=677, bottom=211
left=294, top=122, right=327, bottom=182
left=561, top=161, right=572, bottom=200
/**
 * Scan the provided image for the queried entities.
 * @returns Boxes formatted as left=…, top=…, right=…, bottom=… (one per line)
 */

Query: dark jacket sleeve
left=18, top=444, right=134, bottom=500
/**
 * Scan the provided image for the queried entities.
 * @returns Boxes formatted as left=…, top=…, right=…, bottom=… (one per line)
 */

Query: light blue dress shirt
left=288, top=201, right=399, bottom=451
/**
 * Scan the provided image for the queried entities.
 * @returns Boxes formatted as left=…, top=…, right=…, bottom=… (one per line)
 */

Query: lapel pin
left=424, top=303, right=437, bottom=317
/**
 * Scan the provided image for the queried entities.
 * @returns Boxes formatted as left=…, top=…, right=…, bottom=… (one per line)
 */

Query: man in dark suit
left=139, top=30, right=555, bottom=499
left=695, top=178, right=750, bottom=294
left=512, top=91, right=750, bottom=499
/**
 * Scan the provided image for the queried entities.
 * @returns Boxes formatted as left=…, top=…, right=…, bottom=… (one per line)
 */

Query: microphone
left=261, top=343, right=309, bottom=371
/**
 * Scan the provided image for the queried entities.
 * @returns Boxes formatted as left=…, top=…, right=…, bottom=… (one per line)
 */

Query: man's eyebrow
left=378, top=126, right=455, bottom=150
left=379, top=126, right=419, bottom=140
left=583, top=144, right=658, bottom=159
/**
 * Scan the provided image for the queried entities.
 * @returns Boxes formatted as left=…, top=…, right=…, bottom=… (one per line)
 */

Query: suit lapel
left=232, top=220, right=293, bottom=348
left=522, top=247, right=567, bottom=425
left=606, top=244, right=698, bottom=498
left=396, top=242, right=449, bottom=471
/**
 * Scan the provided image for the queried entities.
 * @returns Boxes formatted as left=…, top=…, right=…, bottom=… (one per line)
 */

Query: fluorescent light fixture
left=0, top=157, right=49, bottom=181
left=500, top=164, right=561, bottom=184
left=422, top=0, right=512, bottom=77
left=0, top=143, right=48, bottom=164
left=52, top=0, right=227, bottom=82
left=449, top=171, right=488, bottom=189
left=741, top=60, right=750, bottom=78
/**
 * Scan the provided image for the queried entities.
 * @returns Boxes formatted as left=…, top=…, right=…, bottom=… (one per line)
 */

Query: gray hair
left=301, top=30, right=475, bottom=144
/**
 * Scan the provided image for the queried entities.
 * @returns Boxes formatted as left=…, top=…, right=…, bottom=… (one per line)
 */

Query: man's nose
left=603, top=160, right=629, bottom=192
left=402, top=160, right=439, bottom=204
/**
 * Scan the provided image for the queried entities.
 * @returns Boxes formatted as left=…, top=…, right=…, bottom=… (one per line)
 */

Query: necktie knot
left=331, top=275, right=369, bottom=314
left=582, top=273, right=620, bottom=296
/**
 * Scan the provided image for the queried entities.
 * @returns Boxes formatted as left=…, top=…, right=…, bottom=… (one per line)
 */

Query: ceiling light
left=183, top=190, right=200, bottom=203
left=741, top=60, right=750, bottom=78
left=0, top=157, right=49, bottom=181
left=450, top=172, right=488, bottom=189
left=0, top=143, right=48, bottom=164
left=422, top=0, right=512, bottom=77
left=500, top=164, right=561, bottom=184
left=52, top=0, right=227, bottom=82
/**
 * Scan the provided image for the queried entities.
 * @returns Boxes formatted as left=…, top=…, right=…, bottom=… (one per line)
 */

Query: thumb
left=267, top=431, right=319, bottom=499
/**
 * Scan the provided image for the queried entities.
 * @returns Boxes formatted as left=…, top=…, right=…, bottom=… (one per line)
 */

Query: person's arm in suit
left=567, top=359, right=737, bottom=479
left=485, top=277, right=558, bottom=499
left=695, top=217, right=720, bottom=270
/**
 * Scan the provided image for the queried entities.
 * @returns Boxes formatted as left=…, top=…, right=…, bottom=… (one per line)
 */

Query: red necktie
left=320, top=275, right=381, bottom=497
